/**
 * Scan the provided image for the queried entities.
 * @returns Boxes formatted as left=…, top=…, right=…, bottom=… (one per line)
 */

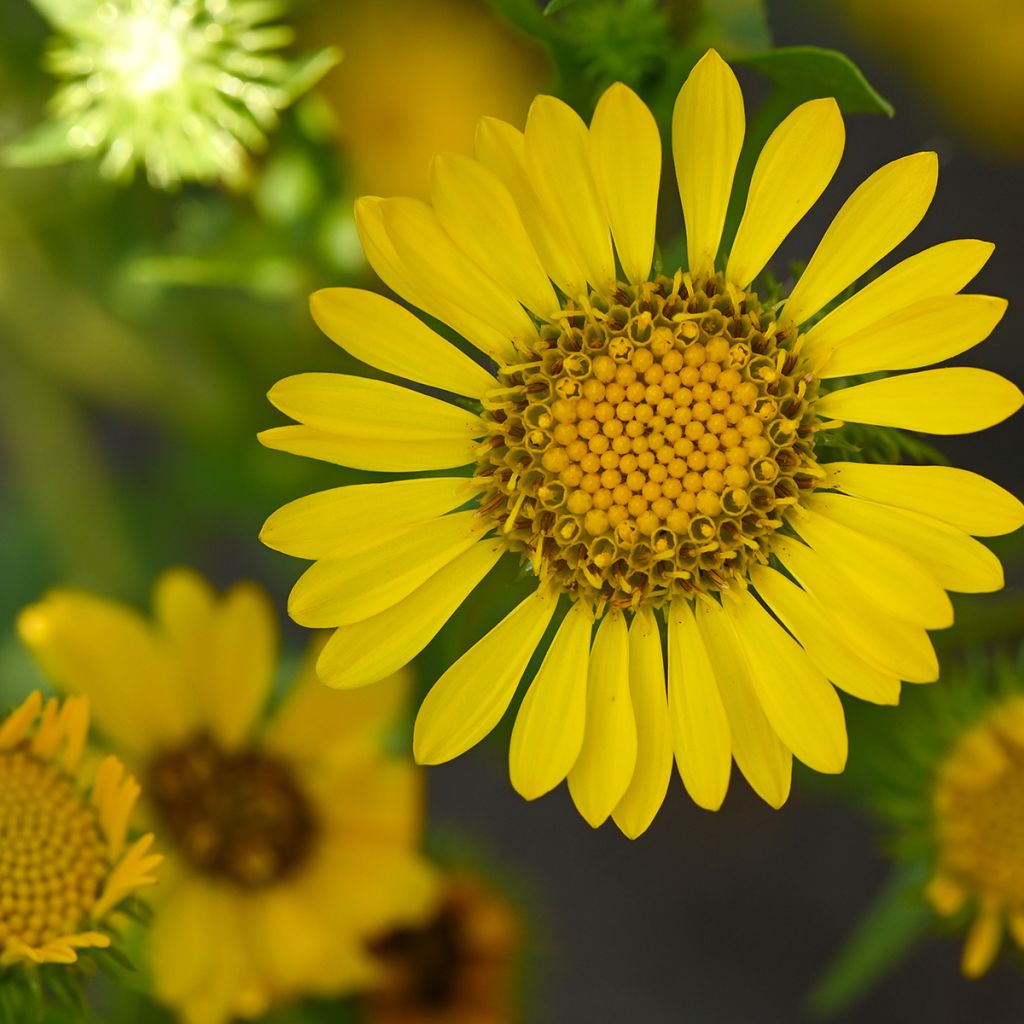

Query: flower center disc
left=148, top=735, right=317, bottom=889
left=0, top=747, right=107, bottom=951
left=477, top=274, right=820, bottom=609
left=935, top=704, right=1024, bottom=906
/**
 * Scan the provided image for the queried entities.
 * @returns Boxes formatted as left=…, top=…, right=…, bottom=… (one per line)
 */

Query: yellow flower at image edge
left=929, top=696, right=1024, bottom=977
left=260, top=50, right=1024, bottom=837
left=18, top=571, right=439, bottom=1024
left=0, top=691, right=159, bottom=968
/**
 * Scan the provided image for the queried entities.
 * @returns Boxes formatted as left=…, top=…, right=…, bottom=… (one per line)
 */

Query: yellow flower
left=365, top=872, right=522, bottom=1024
left=928, top=694, right=1024, bottom=978
left=309, top=0, right=550, bottom=199
left=0, top=690, right=159, bottom=968
left=18, top=570, right=439, bottom=1024
left=260, top=50, right=1024, bottom=837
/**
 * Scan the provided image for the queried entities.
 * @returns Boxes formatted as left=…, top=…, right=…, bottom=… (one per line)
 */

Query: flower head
left=30, top=0, right=336, bottom=188
left=18, top=569, right=439, bottom=1024
left=261, top=50, right=1024, bottom=836
left=366, top=872, right=522, bottom=1024
left=0, top=690, right=159, bottom=969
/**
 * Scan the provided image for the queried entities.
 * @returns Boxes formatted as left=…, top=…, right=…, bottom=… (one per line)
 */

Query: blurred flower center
left=114, top=12, right=187, bottom=97
left=0, top=746, right=107, bottom=950
left=147, top=734, right=317, bottom=888
left=934, top=700, right=1024, bottom=906
left=476, top=275, right=819, bottom=610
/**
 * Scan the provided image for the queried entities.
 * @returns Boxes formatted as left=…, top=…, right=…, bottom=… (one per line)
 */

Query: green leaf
left=693, top=0, right=772, bottom=54
left=2, top=121, right=86, bottom=170
left=543, top=0, right=584, bottom=14
left=738, top=46, right=894, bottom=116
left=807, top=863, right=933, bottom=1017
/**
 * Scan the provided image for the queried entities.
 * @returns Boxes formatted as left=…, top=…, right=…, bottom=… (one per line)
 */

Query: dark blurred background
left=1, top=0, right=1022, bottom=1021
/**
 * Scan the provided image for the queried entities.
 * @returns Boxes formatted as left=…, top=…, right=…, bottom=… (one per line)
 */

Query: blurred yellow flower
left=310, top=0, right=550, bottom=198
left=366, top=872, right=522, bottom=1024
left=845, top=0, right=1024, bottom=157
left=0, top=690, right=159, bottom=968
left=261, top=50, right=1023, bottom=836
left=929, top=694, right=1024, bottom=977
left=19, top=569, right=438, bottom=1024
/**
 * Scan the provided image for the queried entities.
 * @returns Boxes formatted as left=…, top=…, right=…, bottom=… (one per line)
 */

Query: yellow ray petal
left=17, top=592, right=190, bottom=756
left=803, top=239, right=995, bottom=352
left=197, top=582, right=277, bottom=748
left=288, top=510, right=486, bottom=628
left=779, top=152, right=938, bottom=328
left=750, top=565, right=900, bottom=705
left=381, top=197, right=535, bottom=354
left=613, top=608, right=673, bottom=838
left=696, top=599, right=792, bottom=808
left=430, top=152, right=560, bottom=319
left=822, top=462, right=1024, bottom=537
left=673, top=49, right=745, bottom=278
left=413, top=588, right=557, bottom=764
left=355, top=195, right=517, bottom=362
left=568, top=613, right=637, bottom=827
left=525, top=95, right=616, bottom=291
left=509, top=604, right=592, bottom=800
left=818, top=294, right=1007, bottom=379
left=962, top=907, right=1004, bottom=978
left=666, top=599, right=732, bottom=810
left=790, top=507, right=953, bottom=628
left=260, top=477, right=477, bottom=560
left=258, top=423, right=475, bottom=473
left=774, top=536, right=938, bottom=683
left=725, top=593, right=847, bottom=774
left=817, top=367, right=1023, bottom=434
left=316, top=540, right=504, bottom=690
left=309, top=288, right=497, bottom=398
left=810, top=492, right=1004, bottom=594
left=474, top=116, right=587, bottom=298
left=726, top=98, right=844, bottom=288
left=268, top=374, right=483, bottom=441
left=589, top=82, right=661, bottom=286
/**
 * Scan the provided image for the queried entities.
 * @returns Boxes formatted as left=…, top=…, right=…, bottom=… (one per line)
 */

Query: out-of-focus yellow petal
left=666, top=599, right=731, bottom=810
left=672, top=49, right=745, bottom=278
left=818, top=294, right=1007, bottom=378
left=309, top=288, right=497, bottom=397
left=962, top=907, right=1004, bottom=978
left=780, top=152, right=938, bottom=328
left=613, top=608, right=673, bottom=838
left=817, top=367, right=1023, bottom=434
left=316, top=540, right=503, bottom=690
left=509, top=604, right=591, bottom=800
left=589, top=82, right=660, bottom=285
left=568, top=612, right=637, bottom=827
left=727, top=98, right=844, bottom=288
left=822, top=462, right=1024, bottom=537
left=288, top=511, right=485, bottom=628
left=430, top=152, right=560, bottom=318
left=260, top=477, right=477, bottom=560
left=413, top=588, right=557, bottom=764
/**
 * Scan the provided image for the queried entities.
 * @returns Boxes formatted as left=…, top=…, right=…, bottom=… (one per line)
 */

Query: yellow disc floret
left=0, top=690, right=161, bottom=968
left=477, top=273, right=821, bottom=609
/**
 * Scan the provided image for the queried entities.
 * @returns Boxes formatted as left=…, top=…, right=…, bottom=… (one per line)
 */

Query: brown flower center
left=147, top=735, right=316, bottom=889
